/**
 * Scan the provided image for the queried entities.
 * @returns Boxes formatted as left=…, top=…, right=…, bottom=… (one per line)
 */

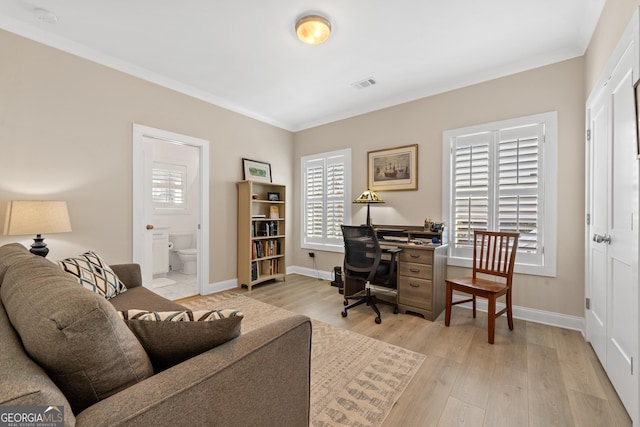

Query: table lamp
left=353, top=189, right=384, bottom=226
left=3, top=200, right=72, bottom=257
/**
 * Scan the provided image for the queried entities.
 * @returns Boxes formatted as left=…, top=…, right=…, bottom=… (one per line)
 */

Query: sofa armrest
left=110, top=264, right=143, bottom=289
left=74, top=314, right=312, bottom=427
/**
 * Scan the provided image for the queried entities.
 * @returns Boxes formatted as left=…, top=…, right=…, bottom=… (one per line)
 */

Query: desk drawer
left=398, top=276, right=432, bottom=307
left=399, top=262, right=432, bottom=278
left=400, top=248, right=433, bottom=265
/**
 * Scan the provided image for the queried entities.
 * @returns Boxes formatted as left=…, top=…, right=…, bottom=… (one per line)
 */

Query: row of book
left=252, top=239, right=281, bottom=259
left=252, top=220, right=280, bottom=237
left=250, top=259, right=281, bottom=281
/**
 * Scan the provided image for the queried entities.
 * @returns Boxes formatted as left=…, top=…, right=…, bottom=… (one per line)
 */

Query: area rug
left=182, top=293, right=425, bottom=427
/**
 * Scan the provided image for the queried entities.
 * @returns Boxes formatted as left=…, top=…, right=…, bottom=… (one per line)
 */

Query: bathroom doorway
left=132, top=124, right=210, bottom=299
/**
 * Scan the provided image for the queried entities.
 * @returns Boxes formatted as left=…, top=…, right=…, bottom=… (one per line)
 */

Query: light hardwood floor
left=188, top=274, right=632, bottom=427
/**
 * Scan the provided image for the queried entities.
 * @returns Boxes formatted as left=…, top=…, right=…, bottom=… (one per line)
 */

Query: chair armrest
left=110, top=264, right=143, bottom=289
left=384, top=248, right=403, bottom=255
left=74, top=314, right=312, bottom=427
left=383, top=247, right=402, bottom=275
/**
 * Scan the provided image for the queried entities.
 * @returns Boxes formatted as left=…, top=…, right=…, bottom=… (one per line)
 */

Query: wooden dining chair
left=445, top=231, right=519, bottom=344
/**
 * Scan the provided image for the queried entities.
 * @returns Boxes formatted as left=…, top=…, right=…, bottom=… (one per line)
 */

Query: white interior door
left=586, top=44, right=638, bottom=424
left=132, top=124, right=210, bottom=294
left=607, top=51, right=638, bottom=420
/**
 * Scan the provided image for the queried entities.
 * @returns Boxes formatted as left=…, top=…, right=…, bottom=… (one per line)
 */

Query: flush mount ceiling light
left=295, top=15, right=331, bottom=45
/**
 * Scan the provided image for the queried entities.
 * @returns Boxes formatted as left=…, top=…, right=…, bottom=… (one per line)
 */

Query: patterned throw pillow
left=58, top=251, right=127, bottom=299
left=119, top=309, right=243, bottom=371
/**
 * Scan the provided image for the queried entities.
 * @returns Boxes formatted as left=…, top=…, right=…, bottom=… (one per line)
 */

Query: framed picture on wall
left=242, top=158, right=272, bottom=183
left=368, top=144, right=418, bottom=191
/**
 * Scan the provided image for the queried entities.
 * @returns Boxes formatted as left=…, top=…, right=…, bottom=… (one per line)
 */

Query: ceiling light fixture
left=295, top=15, right=331, bottom=45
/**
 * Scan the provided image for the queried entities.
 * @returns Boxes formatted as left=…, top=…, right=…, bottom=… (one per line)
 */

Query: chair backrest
left=341, top=225, right=381, bottom=282
left=472, top=231, right=519, bottom=284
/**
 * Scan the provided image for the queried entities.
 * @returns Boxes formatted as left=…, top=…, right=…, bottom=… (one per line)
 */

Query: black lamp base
left=30, top=234, right=49, bottom=258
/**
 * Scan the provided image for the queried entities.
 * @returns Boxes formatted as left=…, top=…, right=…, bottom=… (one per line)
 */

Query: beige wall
left=293, top=58, right=586, bottom=316
left=0, top=30, right=294, bottom=284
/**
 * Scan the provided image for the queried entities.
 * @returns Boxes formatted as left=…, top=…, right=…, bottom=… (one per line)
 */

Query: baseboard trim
left=290, top=266, right=585, bottom=333
left=201, top=278, right=237, bottom=295
left=287, top=265, right=333, bottom=281
left=450, top=294, right=585, bottom=333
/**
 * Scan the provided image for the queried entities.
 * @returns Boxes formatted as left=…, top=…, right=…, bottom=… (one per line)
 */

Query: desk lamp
left=4, top=200, right=72, bottom=257
left=353, top=189, right=384, bottom=226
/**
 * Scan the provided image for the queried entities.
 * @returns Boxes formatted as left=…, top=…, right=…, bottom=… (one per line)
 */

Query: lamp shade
left=295, top=15, right=331, bottom=45
left=4, top=200, right=72, bottom=236
left=353, top=189, right=384, bottom=204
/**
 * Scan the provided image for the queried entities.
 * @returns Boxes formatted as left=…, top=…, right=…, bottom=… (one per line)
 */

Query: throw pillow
left=58, top=251, right=127, bottom=299
left=120, top=309, right=243, bottom=371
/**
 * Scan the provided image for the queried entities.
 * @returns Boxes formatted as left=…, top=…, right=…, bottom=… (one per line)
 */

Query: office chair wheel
left=343, top=299, right=348, bottom=306
left=341, top=310, right=348, bottom=318
left=375, top=316, right=381, bottom=324
left=393, top=307, right=399, bottom=314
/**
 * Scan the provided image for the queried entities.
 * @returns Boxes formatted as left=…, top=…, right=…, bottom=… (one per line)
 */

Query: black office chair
left=340, top=225, right=401, bottom=324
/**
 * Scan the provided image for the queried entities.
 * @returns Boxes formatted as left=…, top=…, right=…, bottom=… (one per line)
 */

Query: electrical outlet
left=308, top=252, right=315, bottom=258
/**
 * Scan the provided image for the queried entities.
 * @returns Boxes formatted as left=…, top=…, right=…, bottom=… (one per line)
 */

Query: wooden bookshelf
left=237, top=180, right=286, bottom=290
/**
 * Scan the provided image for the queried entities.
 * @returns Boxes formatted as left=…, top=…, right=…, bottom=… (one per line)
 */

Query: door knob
left=146, top=224, right=154, bottom=230
left=593, top=233, right=612, bottom=244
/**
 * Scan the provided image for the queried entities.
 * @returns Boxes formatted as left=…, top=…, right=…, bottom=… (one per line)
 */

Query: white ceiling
left=0, top=0, right=605, bottom=131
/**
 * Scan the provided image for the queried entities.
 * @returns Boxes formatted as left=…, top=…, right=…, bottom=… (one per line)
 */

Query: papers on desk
left=381, top=236, right=409, bottom=243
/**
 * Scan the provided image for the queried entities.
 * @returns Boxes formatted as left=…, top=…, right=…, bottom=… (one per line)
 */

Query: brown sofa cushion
left=0, top=243, right=35, bottom=285
left=109, top=286, right=187, bottom=312
left=119, top=309, right=243, bottom=371
left=0, top=298, right=76, bottom=427
left=0, top=256, right=153, bottom=414
left=58, top=251, right=128, bottom=299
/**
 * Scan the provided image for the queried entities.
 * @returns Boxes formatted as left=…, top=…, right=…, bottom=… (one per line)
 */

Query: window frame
left=300, top=148, right=351, bottom=253
left=442, top=111, right=557, bottom=277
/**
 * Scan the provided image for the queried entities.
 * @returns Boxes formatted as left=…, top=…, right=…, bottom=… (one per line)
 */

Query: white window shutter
left=152, top=162, right=187, bottom=209
left=301, top=149, right=351, bottom=251
left=444, top=113, right=554, bottom=275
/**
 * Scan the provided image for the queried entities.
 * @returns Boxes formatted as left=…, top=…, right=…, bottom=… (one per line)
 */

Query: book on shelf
left=251, top=214, right=266, bottom=218
left=251, top=261, right=259, bottom=281
left=269, top=205, right=279, bottom=219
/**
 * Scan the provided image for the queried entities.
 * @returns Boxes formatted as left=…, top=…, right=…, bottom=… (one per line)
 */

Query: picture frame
left=367, top=144, right=418, bottom=191
left=242, top=158, right=272, bottom=183
left=267, top=192, right=280, bottom=201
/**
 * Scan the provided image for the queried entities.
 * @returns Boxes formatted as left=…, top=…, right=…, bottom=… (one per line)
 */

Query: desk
left=376, top=225, right=448, bottom=321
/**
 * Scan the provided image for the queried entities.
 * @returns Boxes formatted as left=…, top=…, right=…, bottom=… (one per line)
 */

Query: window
left=443, top=112, right=557, bottom=276
left=152, top=162, right=187, bottom=210
left=301, top=149, right=351, bottom=252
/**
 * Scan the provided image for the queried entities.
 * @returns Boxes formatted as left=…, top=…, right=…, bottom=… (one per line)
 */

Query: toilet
left=169, top=232, right=197, bottom=275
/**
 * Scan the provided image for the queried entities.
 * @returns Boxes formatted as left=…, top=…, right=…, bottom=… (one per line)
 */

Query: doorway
left=132, top=124, right=210, bottom=299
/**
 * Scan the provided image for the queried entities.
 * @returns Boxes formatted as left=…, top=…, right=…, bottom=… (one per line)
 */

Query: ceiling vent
left=351, top=77, right=377, bottom=90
